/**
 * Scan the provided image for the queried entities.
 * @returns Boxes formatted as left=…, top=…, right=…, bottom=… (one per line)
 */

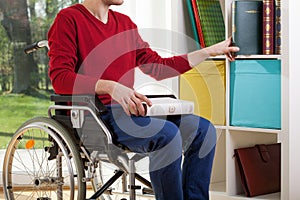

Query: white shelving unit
left=172, top=0, right=300, bottom=199
left=210, top=0, right=283, bottom=199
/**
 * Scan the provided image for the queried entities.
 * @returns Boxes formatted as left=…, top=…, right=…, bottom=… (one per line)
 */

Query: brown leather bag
left=234, top=143, right=281, bottom=197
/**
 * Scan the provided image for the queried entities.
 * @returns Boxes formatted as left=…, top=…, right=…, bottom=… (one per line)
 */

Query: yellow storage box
left=180, top=60, right=226, bottom=125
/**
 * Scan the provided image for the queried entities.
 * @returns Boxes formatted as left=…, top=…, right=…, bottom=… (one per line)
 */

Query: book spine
left=186, top=0, right=201, bottom=49
left=232, top=1, right=236, bottom=43
left=196, top=0, right=225, bottom=47
left=232, top=0, right=263, bottom=55
left=263, top=0, right=275, bottom=54
left=191, top=0, right=206, bottom=48
left=274, top=0, right=281, bottom=54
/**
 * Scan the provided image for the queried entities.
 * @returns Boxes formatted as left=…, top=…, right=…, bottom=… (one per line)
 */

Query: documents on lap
left=143, top=97, right=194, bottom=116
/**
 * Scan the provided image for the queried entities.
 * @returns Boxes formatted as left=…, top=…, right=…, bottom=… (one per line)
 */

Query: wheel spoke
left=2, top=117, right=86, bottom=200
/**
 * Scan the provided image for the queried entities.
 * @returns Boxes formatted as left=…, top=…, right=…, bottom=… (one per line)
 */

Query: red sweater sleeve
left=135, top=33, right=192, bottom=81
left=48, top=11, right=98, bottom=95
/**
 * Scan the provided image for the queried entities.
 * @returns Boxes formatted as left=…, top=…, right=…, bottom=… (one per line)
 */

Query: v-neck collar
left=77, top=4, right=111, bottom=26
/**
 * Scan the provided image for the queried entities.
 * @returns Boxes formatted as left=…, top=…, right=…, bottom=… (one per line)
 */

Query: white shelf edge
left=235, top=55, right=281, bottom=60
left=210, top=191, right=280, bottom=200
left=215, top=125, right=281, bottom=134
left=228, top=126, right=281, bottom=134
left=215, top=125, right=227, bottom=130
left=231, top=192, right=280, bottom=200
left=208, top=55, right=281, bottom=60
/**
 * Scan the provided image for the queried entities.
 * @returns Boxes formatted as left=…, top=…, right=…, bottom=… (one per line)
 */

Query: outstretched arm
left=187, top=37, right=240, bottom=67
left=95, top=38, right=239, bottom=117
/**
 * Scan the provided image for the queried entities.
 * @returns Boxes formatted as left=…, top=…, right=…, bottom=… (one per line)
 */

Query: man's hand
left=111, top=83, right=152, bottom=116
left=205, top=37, right=240, bottom=61
left=95, top=80, right=152, bottom=116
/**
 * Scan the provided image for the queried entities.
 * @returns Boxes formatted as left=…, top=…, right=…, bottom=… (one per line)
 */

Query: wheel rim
left=3, top=122, right=78, bottom=200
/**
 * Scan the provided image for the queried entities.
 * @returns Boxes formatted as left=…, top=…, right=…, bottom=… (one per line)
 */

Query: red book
left=263, top=0, right=275, bottom=54
left=191, top=0, right=206, bottom=48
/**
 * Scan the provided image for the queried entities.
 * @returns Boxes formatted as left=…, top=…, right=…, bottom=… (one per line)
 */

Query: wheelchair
left=2, top=41, right=156, bottom=200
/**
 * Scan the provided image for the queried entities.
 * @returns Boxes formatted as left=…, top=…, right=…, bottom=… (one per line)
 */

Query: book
left=191, top=0, right=206, bottom=48
left=263, top=0, right=275, bottom=54
left=186, top=0, right=201, bottom=49
left=195, top=0, right=225, bottom=47
left=232, top=0, right=263, bottom=55
left=274, top=0, right=281, bottom=54
left=143, top=97, right=194, bottom=116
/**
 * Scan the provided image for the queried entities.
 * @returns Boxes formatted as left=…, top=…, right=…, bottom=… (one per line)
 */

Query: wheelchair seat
left=48, top=94, right=154, bottom=200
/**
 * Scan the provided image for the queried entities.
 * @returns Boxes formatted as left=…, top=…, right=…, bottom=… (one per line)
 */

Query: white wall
left=287, top=0, right=300, bottom=199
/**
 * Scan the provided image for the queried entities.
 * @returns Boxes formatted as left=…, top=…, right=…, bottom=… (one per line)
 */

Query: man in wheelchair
left=47, top=0, right=239, bottom=199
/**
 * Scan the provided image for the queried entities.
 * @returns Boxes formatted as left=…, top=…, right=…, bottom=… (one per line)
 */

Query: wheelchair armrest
left=50, top=94, right=175, bottom=116
left=50, top=94, right=108, bottom=115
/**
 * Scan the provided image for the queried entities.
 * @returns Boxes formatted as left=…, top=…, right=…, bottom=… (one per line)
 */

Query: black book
left=232, top=0, right=263, bottom=55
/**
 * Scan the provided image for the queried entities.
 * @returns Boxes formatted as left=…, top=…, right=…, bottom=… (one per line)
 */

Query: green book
left=232, top=0, right=263, bottom=55
left=195, top=0, right=225, bottom=47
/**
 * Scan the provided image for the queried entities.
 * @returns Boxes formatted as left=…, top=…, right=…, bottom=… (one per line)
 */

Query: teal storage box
left=230, top=60, right=281, bottom=129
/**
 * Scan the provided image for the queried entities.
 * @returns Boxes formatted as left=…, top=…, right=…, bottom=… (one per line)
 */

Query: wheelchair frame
left=2, top=41, right=155, bottom=200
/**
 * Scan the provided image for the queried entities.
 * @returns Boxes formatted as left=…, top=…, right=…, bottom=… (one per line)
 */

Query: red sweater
left=48, top=4, right=191, bottom=105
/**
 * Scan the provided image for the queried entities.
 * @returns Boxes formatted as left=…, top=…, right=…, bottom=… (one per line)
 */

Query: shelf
left=228, top=126, right=281, bottom=134
left=215, top=125, right=281, bottom=134
left=209, top=55, right=281, bottom=60
left=235, top=55, right=281, bottom=60
left=210, top=192, right=280, bottom=200
left=232, top=193, right=280, bottom=200
left=215, top=125, right=227, bottom=130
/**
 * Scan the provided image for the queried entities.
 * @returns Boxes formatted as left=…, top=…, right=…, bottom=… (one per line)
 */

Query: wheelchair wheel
left=2, top=117, right=86, bottom=200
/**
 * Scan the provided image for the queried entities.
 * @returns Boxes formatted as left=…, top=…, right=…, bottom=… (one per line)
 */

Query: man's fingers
left=128, top=100, right=139, bottom=116
left=131, top=91, right=151, bottom=116
left=134, top=91, right=152, bottom=106
left=120, top=90, right=152, bottom=116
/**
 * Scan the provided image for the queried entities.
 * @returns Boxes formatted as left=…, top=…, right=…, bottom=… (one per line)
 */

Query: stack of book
left=232, top=0, right=281, bottom=55
left=186, top=0, right=225, bottom=49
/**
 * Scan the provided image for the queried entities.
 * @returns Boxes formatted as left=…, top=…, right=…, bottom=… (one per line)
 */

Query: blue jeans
left=101, top=105, right=216, bottom=200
